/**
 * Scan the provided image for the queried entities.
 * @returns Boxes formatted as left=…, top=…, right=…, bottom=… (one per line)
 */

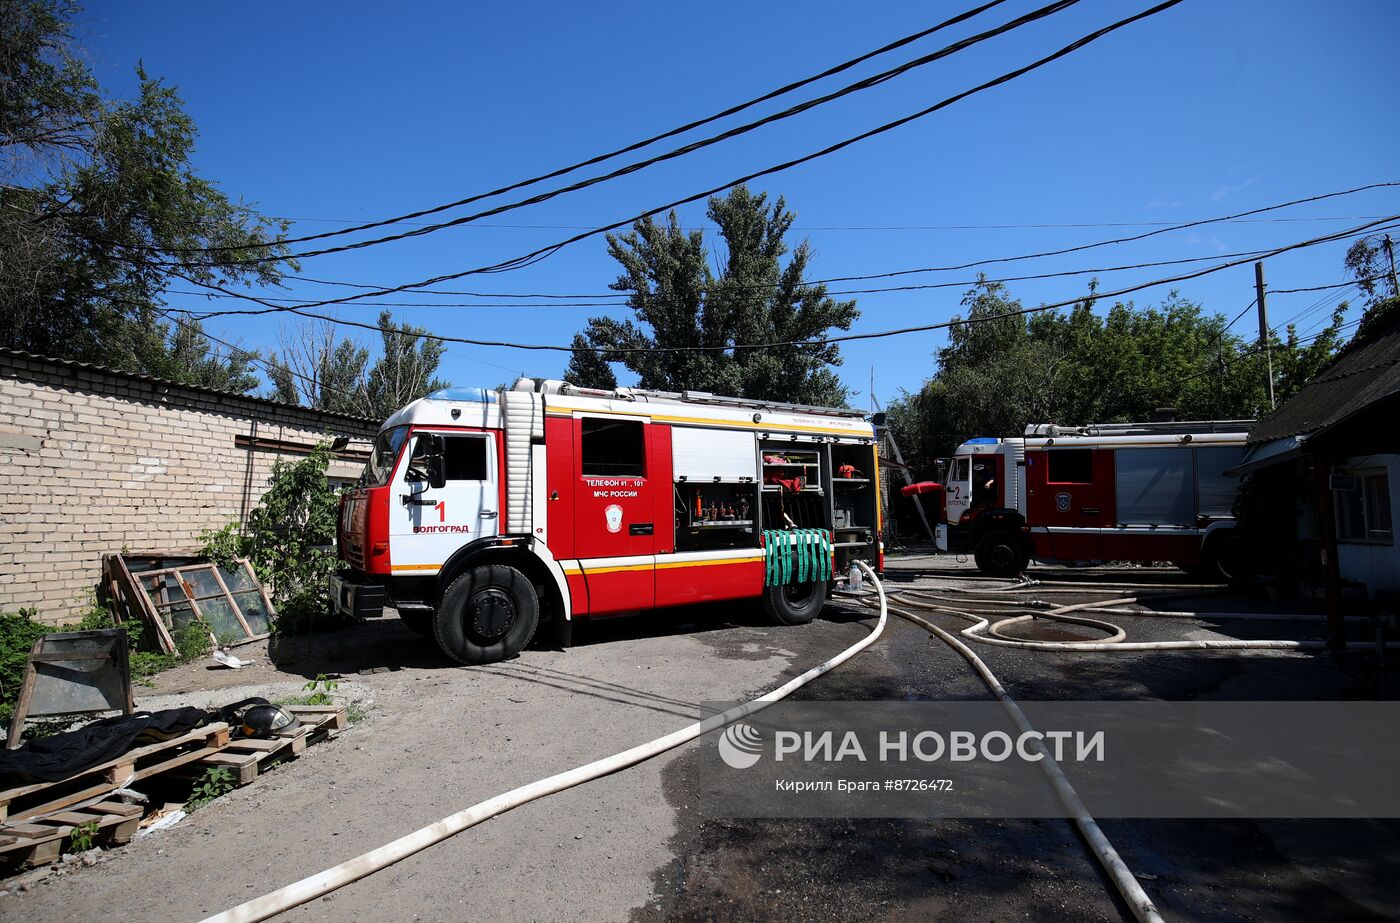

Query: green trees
left=885, top=278, right=1351, bottom=478
left=1344, top=234, right=1400, bottom=339
left=0, top=0, right=291, bottom=389
left=563, top=333, right=618, bottom=389
left=362, top=312, right=449, bottom=421
left=267, top=312, right=449, bottom=421
left=571, top=186, right=858, bottom=405
left=267, top=322, right=370, bottom=416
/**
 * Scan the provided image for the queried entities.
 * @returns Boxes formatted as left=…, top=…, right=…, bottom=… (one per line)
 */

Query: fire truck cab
left=932, top=420, right=1252, bottom=578
left=330, top=379, right=884, bottom=665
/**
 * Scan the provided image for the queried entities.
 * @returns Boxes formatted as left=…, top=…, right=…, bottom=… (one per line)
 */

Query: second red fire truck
left=921, top=420, right=1252, bottom=579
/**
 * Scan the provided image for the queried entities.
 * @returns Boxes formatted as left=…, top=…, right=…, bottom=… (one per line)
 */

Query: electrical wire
left=184, top=178, right=1400, bottom=317
left=151, top=0, right=1188, bottom=306
left=169, top=247, right=1295, bottom=313
left=1222, top=300, right=1255, bottom=333
left=167, top=213, right=1400, bottom=355
left=153, top=1, right=1014, bottom=254
left=160, top=0, right=1088, bottom=267
left=266, top=212, right=1387, bottom=233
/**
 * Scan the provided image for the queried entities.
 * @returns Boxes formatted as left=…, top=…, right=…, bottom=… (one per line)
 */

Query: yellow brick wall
left=0, top=353, right=379, bottom=624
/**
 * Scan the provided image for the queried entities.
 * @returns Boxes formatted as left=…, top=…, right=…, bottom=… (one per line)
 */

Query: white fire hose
left=894, top=590, right=1400, bottom=653
left=203, top=562, right=889, bottom=923
left=876, top=599, right=1166, bottom=923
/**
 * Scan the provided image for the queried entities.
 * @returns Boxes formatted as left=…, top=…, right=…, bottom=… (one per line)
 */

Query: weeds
left=184, top=766, right=236, bottom=811
left=66, top=820, right=100, bottom=854
left=301, top=674, right=338, bottom=705
left=277, top=674, right=340, bottom=708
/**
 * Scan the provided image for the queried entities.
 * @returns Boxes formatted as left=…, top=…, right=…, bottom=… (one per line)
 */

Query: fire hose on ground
left=204, top=562, right=889, bottom=923
left=205, top=563, right=1182, bottom=923
left=890, top=586, right=1400, bottom=653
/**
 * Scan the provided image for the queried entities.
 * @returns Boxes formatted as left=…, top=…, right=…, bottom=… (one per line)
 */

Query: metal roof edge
left=0, top=346, right=379, bottom=428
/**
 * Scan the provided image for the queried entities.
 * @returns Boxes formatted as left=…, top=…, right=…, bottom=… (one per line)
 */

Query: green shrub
left=1, top=596, right=213, bottom=725
left=201, top=441, right=341, bottom=633
left=0, top=608, right=48, bottom=721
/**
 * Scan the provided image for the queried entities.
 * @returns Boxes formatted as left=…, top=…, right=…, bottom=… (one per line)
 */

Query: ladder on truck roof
left=1023, top=419, right=1253, bottom=438
left=518, top=377, right=869, bottom=419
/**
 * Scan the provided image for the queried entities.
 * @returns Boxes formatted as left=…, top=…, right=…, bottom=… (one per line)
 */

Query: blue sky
left=78, top=0, right=1400, bottom=408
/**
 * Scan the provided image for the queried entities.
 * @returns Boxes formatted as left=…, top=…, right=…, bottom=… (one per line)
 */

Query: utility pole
left=1254, top=261, right=1275, bottom=410
left=1385, top=234, right=1399, bottom=296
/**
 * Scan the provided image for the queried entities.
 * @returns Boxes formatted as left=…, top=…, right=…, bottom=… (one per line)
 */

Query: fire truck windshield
left=361, top=425, right=409, bottom=487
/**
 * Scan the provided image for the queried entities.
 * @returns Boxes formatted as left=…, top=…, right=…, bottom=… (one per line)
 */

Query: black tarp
left=0, top=707, right=209, bottom=785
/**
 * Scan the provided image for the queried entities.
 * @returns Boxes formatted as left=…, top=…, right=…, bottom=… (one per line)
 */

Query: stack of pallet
left=0, top=705, right=346, bottom=868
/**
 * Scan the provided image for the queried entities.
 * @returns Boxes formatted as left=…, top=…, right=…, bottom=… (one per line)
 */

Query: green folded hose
left=763, top=529, right=833, bottom=586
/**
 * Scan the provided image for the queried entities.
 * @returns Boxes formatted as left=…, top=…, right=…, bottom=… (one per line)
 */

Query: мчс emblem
left=604, top=504, right=624, bottom=533
left=1055, top=492, right=1072, bottom=513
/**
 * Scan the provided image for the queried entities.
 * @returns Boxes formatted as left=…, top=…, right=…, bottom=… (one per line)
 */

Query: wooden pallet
left=190, top=706, right=347, bottom=785
left=0, top=800, right=142, bottom=867
left=0, top=722, right=232, bottom=824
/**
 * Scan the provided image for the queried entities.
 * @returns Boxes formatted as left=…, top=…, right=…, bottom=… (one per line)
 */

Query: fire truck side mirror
left=420, top=434, right=447, bottom=489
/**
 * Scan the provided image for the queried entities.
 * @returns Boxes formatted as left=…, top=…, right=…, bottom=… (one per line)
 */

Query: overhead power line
left=162, top=2, right=1202, bottom=316
left=1175, top=316, right=1362, bottom=388
left=163, top=0, right=1087, bottom=266
left=165, top=213, right=1400, bottom=356
left=151, top=1, right=1015, bottom=255
left=188, top=182, right=1400, bottom=315
left=1267, top=275, right=1385, bottom=295
left=266, top=213, right=1387, bottom=232
left=178, top=245, right=1305, bottom=317
left=1223, top=300, right=1255, bottom=332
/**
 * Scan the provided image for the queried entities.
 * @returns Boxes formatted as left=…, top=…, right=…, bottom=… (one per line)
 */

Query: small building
left=1234, top=311, right=1400, bottom=610
left=0, top=348, right=377, bottom=624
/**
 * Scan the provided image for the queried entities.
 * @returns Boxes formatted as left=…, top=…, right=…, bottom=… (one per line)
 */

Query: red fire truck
left=925, top=420, right=1252, bottom=579
left=330, top=380, right=884, bottom=664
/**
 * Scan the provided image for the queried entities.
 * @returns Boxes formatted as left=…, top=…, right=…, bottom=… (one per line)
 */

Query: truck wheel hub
left=986, top=544, right=1015, bottom=568
left=469, top=589, right=515, bottom=640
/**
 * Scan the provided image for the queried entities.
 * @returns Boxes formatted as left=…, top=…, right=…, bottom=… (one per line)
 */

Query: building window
left=1047, top=449, right=1094, bottom=484
left=1336, top=470, right=1393, bottom=544
left=581, top=418, right=646, bottom=477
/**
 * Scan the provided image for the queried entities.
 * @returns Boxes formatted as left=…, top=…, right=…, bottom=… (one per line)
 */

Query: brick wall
left=0, top=350, right=380, bottom=624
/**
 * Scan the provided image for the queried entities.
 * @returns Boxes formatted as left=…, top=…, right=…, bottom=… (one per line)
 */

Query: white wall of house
left=1335, top=453, right=1400, bottom=599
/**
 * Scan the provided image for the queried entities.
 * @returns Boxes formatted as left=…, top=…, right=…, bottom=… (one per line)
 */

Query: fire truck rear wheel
left=761, top=579, right=826, bottom=626
left=974, top=530, right=1029, bottom=577
left=434, top=565, right=539, bottom=665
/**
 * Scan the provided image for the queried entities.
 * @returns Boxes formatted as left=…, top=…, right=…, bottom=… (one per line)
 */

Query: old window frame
left=106, top=554, right=274, bottom=651
left=1336, top=469, right=1393, bottom=545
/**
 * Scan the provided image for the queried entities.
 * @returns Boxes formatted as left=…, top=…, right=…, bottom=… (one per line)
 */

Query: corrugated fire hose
left=203, top=562, right=888, bottom=923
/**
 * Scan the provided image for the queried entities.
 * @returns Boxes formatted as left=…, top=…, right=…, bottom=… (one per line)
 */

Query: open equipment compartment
left=829, top=441, right=880, bottom=572
left=760, top=439, right=828, bottom=530
left=672, top=425, right=761, bottom=552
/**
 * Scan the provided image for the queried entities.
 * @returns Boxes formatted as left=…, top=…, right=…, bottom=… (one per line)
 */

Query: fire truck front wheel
left=434, top=565, right=540, bottom=665
left=761, top=579, right=827, bottom=626
left=973, top=530, right=1030, bottom=577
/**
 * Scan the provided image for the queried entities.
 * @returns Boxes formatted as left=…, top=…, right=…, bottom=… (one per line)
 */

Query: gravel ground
left=4, top=553, right=1397, bottom=921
